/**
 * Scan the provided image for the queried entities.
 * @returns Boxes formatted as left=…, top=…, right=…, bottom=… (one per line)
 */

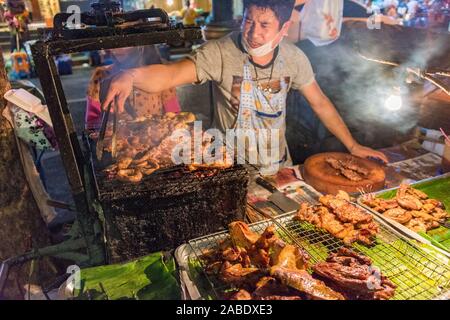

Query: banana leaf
left=378, top=175, right=450, bottom=251
left=75, top=252, right=180, bottom=300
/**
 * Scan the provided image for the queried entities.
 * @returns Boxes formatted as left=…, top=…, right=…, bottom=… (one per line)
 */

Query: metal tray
left=176, top=208, right=450, bottom=300
left=357, top=173, right=450, bottom=257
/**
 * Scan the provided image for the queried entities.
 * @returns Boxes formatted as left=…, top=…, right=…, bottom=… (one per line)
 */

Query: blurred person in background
left=181, top=0, right=199, bottom=26
left=86, top=45, right=181, bottom=130
left=4, top=0, right=30, bottom=52
left=406, top=0, right=419, bottom=18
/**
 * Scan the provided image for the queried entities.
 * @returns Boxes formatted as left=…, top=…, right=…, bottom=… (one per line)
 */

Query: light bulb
left=167, top=0, right=174, bottom=6
left=384, top=93, right=403, bottom=111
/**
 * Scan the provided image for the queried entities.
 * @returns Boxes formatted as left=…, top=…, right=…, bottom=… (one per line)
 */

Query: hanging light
left=384, top=87, right=403, bottom=111
left=167, top=0, right=174, bottom=6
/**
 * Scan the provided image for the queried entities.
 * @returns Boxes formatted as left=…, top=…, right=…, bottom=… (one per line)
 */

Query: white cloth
left=300, top=0, right=344, bottom=47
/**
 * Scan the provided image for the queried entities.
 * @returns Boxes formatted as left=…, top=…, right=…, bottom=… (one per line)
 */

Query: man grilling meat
left=103, top=0, right=388, bottom=174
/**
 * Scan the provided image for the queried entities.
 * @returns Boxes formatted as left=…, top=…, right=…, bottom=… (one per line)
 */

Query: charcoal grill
left=30, top=0, right=249, bottom=264
left=1, top=0, right=246, bottom=294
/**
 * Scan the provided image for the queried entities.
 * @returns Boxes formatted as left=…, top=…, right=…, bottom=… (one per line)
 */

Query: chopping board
left=303, top=152, right=386, bottom=195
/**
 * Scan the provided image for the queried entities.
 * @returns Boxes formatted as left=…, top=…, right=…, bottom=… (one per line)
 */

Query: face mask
left=242, top=29, right=284, bottom=57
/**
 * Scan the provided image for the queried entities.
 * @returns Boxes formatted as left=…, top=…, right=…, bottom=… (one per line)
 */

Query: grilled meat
left=201, top=222, right=342, bottom=300
left=340, top=168, right=363, bottom=182
left=229, top=289, right=252, bottom=300
left=325, top=157, right=369, bottom=182
left=362, top=184, right=449, bottom=233
left=383, top=208, right=412, bottom=224
left=220, top=261, right=262, bottom=286
left=270, top=240, right=310, bottom=270
left=270, top=267, right=345, bottom=300
left=312, top=248, right=396, bottom=300
left=296, top=192, right=379, bottom=245
left=229, top=221, right=260, bottom=250
left=320, top=195, right=373, bottom=224
left=253, top=277, right=294, bottom=298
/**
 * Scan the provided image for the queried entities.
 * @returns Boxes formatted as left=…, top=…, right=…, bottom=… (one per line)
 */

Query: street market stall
left=0, top=0, right=449, bottom=301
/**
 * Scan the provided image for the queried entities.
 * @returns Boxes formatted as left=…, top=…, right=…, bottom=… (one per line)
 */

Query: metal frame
left=0, top=6, right=203, bottom=298
left=31, top=26, right=203, bottom=214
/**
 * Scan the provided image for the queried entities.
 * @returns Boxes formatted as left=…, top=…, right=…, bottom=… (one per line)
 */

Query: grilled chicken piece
left=431, top=207, right=449, bottom=221
left=383, top=208, right=412, bottom=224
left=220, top=262, right=262, bottom=285
left=403, top=185, right=428, bottom=200
left=270, top=240, right=310, bottom=270
left=405, top=219, right=428, bottom=233
left=320, top=195, right=372, bottom=224
left=270, top=266, right=345, bottom=300
left=362, top=197, right=398, bottom=213
left=249, top=248, right=271, bottom=268
left=255, top=225, right=277, bottom=250
left=423, top=198, right=444, bottom=209
left=229, top=221, right=260, bottom=250
left=410, top=210, right=439, bottom=222
left=253, top=277, right=294, bottom=298
left=258, top=295, right=302, bottom=300
left=229, top=289, right=252, bottom=300
left=397, top=195, right=423, bottom=211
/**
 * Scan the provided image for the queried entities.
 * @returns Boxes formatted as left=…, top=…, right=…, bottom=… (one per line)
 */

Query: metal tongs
left=96, top=97, right=119, bottom=161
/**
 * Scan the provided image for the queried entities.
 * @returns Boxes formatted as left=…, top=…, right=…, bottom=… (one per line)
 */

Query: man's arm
left=102, top=59, right=197, bottom=113
left=300, top=81, right=389, bottom=163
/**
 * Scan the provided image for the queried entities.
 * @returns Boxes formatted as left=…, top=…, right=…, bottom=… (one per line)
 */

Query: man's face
left=242, top=5, right=287, bottom=49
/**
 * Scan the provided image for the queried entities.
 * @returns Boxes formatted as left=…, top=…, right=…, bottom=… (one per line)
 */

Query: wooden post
left=0, top=49, right=53, bottom=299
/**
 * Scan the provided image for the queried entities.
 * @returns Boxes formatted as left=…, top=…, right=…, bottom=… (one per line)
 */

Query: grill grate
left=188, top=212, right=450, bottom=300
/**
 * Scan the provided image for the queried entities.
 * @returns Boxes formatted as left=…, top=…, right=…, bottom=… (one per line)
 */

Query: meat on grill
left=312, top=248, right=396, bottom=300
left=270, top=267, right=345, bottom=300
left=295, top=191, right=379, bottom=245
left=201, top=221, right=344, bottom=300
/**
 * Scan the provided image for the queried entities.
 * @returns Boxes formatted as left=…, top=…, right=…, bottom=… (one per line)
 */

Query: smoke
left=302, top=24, right=449, bottom=147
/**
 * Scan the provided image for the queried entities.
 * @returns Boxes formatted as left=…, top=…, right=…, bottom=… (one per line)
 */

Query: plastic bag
left=300, top=0, right=344, bottom=46
left=10, top=104, right=57, bottom=151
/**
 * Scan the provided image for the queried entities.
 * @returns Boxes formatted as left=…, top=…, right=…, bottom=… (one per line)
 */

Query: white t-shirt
left=407, top=1, right=419, bottom=16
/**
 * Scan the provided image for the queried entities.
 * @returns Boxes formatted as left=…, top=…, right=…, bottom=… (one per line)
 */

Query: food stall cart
left=0, top=0, right=449, bottom=301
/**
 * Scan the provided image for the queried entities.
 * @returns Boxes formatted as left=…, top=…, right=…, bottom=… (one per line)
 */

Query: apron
left=235, top=57, right=292, bottom=175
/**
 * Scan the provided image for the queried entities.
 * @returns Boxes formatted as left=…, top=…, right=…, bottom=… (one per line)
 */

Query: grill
left=187, top=212, right=450, bottom=300
left=84, top=131, right=250, bottom=263
left=28, top=0, right=254, bottom=265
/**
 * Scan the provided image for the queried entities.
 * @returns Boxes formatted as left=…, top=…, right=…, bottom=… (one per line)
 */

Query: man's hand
left=102, top=71, right=134, bottom=113
left=349, top=143, right=389, bottom=164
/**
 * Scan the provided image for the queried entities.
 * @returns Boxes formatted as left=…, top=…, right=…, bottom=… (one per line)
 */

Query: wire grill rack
left=187, top=212, right=450, bottom=300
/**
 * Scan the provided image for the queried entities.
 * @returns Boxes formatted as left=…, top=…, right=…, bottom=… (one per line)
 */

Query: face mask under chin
left=242, top=30, right=284, bottom=58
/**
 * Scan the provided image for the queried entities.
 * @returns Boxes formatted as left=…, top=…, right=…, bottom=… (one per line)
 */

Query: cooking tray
left=358, top=173, right=450, bottom=255
left=177, top=210, right=450, bottom=300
